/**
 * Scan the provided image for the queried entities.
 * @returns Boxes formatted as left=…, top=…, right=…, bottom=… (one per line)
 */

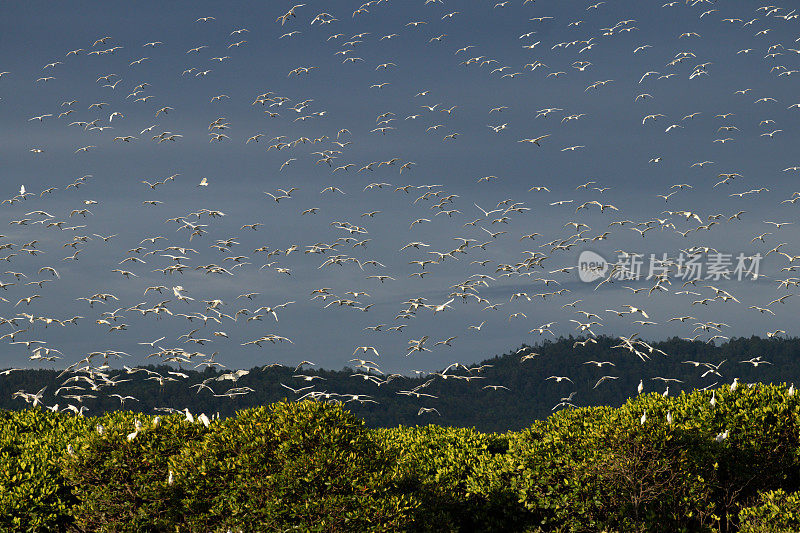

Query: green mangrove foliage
left=2, top=385, right=800, bottom=532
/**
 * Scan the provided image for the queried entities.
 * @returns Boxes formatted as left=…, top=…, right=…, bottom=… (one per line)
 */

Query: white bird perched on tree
left=715, top=429, right=729, bottom=442
left=127, top=419, right=142, bottom=441
left=640, top=411, right=647, bottom=425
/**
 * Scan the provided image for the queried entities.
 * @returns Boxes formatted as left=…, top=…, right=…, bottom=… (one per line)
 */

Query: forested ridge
left=4, top=335, right=798, bottom=431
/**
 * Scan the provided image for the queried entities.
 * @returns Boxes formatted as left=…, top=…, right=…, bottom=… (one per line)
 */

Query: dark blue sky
left=0, top=0, right=799, bottom=375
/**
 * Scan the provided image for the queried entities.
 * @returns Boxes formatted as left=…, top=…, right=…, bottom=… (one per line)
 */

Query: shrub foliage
left=2, top=386, right=800, bottom=531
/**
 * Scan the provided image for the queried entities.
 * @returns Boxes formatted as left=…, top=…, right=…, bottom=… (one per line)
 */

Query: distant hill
left=2, top=335, right=798, bottom=432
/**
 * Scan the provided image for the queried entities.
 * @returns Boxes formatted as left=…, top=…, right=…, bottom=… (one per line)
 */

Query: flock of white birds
left=3, top=0, right=800, bottom=419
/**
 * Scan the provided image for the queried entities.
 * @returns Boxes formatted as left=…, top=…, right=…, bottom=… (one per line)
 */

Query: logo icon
left=578, top=250, right=608, bottom=282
